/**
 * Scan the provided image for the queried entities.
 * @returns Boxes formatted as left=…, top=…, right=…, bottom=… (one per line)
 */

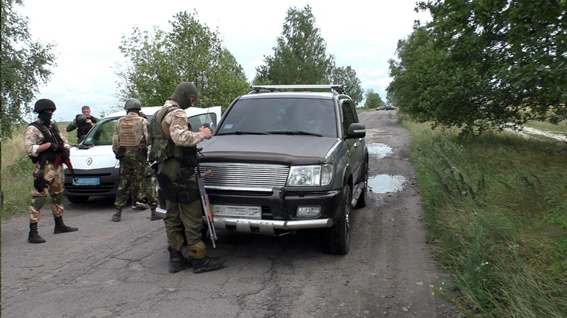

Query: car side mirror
left=347, top=123, right=366, bottom=139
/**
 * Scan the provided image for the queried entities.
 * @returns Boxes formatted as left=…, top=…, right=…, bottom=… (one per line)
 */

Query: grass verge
left=404, top=120, right=567, bottom=317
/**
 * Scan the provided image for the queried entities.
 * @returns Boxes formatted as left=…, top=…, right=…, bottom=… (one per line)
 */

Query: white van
left=64, top=106, right=222, bottom=203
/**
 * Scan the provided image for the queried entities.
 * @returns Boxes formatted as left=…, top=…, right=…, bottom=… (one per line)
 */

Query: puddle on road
left=368, top=174, right=406, bottom=194
left=367, top=143, right=392, bottom=158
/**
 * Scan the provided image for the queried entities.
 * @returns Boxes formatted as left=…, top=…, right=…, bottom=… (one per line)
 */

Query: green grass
left=1, top=123, right=77, bottom=218
left=404, top=120, right=567, bottom=317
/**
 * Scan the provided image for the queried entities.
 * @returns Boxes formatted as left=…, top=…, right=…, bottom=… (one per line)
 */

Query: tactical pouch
left=34, top=170, right=46, bottom=192
left=155, top=173, right=200, bottom=204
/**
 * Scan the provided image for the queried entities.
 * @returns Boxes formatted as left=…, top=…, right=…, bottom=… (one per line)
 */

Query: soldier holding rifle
left=148, top=82, right=224, bottom=274
left=24, top=99, right=79, bottom=244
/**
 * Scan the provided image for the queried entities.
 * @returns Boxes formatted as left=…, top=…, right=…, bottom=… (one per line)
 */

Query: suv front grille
left=200, top=163, right=289, bottom=191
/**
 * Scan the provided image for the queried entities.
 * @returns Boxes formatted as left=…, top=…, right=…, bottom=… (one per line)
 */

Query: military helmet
left=124, top=98, right=142, bottom=111
left=75, top=114, right=87, bottom=126
left=170, top=82, right=198, bottom=109
left=34, top=99, right=56, bottom=113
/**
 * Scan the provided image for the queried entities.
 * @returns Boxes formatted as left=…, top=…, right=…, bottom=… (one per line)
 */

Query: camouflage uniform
left=24, top=98, right=79, bottom=244
left=150, top=82, right=224, bottom=273
left=112, top=111, right=157, bottom=220
left=24, top=121, right=70, bottom=223
left=158, top=100, right=206, bottom=249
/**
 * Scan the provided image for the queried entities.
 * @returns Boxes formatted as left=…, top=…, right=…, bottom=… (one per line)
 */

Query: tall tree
left=117, top=11, right=249, bottom=111
left=1, top=0, right=56, bottom=138
left=389, top=0, right=567, bottom=134
left=364, top=89, right=386, bottom=109
left=254, top=5, right=335, bottom=85
left=331, top=66, right=364, bottom=106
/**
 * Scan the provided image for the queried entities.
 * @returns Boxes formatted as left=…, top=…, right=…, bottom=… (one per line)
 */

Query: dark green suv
left=199, top=85, right=368, bottom=254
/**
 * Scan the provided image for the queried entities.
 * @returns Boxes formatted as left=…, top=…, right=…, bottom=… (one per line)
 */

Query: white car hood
left=69, top=145, right=117, bottom=170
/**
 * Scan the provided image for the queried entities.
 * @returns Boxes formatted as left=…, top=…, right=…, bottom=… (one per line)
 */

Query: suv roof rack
left=249, top=84, right=346, bottom=95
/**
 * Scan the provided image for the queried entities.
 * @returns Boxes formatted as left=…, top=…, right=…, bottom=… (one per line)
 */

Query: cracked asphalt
left=2, top=111, right=460, bottom=318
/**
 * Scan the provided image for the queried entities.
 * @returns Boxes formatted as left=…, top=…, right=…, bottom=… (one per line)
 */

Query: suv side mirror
left=347, top=123, right=366, bottom=139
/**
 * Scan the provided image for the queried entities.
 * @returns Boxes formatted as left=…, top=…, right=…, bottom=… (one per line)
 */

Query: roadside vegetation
left=1, top=123, right=75, bottom=219
left=404, top=117, right=567, bottom=317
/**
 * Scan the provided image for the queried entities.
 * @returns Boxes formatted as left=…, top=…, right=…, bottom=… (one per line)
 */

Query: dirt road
left=2, top=110, right=459, bottom=318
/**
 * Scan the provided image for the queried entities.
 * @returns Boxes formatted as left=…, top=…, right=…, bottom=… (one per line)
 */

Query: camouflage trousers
left=114, top=151, right=158, bottom=209
left=132, top=163, right=158, bottom=209
left=29, top=162, right=65, bottom=223
left=164, top=198, right=203, bottom=250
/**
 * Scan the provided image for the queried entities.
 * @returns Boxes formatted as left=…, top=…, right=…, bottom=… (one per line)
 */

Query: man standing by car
left=66, top=105, right=99, bottom=143
left=24, top=98, right=79, bottom=244
left=111, top=99, right=158, bottom=222
left=148, top=82, right=224, bottom=274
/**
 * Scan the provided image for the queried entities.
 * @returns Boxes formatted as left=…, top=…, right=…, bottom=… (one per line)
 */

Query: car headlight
left=115, top=160, right=120, bottom=169
left=287, top=164, right=333, bottom=187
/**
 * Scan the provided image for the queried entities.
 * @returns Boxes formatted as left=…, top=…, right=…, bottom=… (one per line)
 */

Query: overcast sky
left=18, top=0, right=428, bottom=121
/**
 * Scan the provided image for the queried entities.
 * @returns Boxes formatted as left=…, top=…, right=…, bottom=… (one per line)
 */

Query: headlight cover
left=287, top=164, right=333, bottom=187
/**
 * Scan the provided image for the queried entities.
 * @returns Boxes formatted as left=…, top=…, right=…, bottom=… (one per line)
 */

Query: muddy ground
left=2, top=110, right=460, bottom=318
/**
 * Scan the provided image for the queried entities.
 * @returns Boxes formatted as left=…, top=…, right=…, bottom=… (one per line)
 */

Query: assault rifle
left=196, top=139, right=217, bottom=248
left=50, top=125, right=77, bottom=183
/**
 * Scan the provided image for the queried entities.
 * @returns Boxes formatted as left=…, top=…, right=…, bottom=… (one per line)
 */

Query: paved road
left=2, top=110, right=459, bottom=318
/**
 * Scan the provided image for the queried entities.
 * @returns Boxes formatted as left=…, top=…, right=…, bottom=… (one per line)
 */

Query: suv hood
left=200, top=135, right=339, bottom=165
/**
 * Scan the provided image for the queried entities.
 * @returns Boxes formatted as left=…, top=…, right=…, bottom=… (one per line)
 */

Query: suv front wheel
left=322, top=184, right=351, bottom=255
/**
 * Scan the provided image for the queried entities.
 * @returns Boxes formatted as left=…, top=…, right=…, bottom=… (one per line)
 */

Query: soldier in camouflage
left=149, top=82, right=224, bottom=274
left=111, top=98, right=158, bottom=222
left=24, top=99, right=79, bottom=244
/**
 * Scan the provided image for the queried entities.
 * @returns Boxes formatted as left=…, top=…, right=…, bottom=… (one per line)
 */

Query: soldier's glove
left=51, top=142, right=62, bottom=152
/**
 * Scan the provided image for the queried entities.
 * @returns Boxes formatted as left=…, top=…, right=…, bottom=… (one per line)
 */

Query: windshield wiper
left=267, top=130, right=323, bottom=137
left=217, top=131, right=269, bottom=136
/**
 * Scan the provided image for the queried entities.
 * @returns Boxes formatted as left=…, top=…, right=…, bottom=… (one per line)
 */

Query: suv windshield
left=218, top=98, right=337, bottom=137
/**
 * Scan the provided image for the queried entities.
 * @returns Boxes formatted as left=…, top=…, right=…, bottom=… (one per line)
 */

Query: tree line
left=387, top=0, right=566, bottom=134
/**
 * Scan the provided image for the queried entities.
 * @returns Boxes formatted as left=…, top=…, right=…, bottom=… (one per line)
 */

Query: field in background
left=403, top=119, right=567, bottom=317
left=524, top=120, right=567, bottom=135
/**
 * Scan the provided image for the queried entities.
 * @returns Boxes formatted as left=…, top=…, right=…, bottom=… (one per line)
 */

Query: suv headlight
left=287, top=164, right=333, bottom=187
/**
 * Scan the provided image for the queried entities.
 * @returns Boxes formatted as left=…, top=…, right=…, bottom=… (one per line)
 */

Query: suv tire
left=322, top=184, right=351, bottom=255
left=67, top=195, right=89, bottom=204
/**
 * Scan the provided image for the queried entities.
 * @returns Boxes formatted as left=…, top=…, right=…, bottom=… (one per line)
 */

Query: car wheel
left=355, top=161, right=368, bottom=208
left=322, top=184, right=351, bottom=255
left=66, top=195, right=89, bottom=204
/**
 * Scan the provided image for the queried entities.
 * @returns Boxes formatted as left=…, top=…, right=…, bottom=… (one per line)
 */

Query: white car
left=64, top=106, right=221, bottom=203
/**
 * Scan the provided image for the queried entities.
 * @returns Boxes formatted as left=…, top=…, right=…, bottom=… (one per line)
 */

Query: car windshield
left=82, top=112, right=216, bottom=146
left=217, top=98, right=337, bottom=137
left=83, top=117, right=118, bottom=146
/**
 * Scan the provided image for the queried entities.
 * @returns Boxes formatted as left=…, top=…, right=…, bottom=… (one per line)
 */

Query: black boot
left=148, top=207, right=160, bottom=221
left=192, top=256, right=225, bottom=274
left=28, top=223, right=46, bottom=244
left=54, top=216, right=79, bottom=234
left=168, top=247, right=192, bottom=273
left=111, top=208, right=121, bottom=222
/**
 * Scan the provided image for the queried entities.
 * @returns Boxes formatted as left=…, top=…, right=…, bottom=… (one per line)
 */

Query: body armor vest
left=118, top=114, right=145, bottom=148
left=148, top=105, right=198, bottom=167
left=28, top=121, right=59, bottom=164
